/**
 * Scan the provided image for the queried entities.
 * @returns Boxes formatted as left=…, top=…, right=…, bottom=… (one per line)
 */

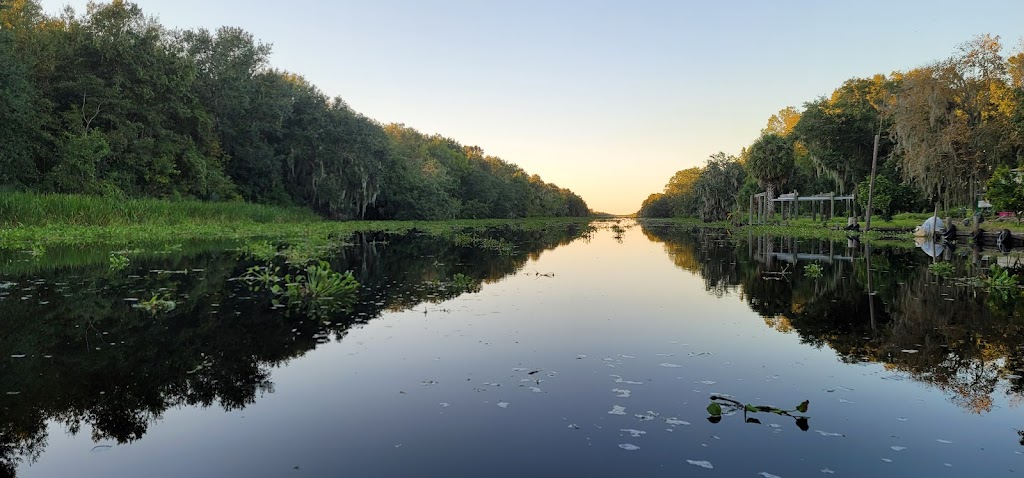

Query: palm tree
left=746, top=133, right=794, bottom=217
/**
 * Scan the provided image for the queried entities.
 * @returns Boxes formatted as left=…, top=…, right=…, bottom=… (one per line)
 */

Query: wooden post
left=866, top=243, right=876, bottom=331
left=830, top=192, right=835, bottom=222
left=749, top=195, right=754, bottom=225
left=793, top=190, right=799, bottom=222
left=931, top=202, right=939, bottom=264
left=865, top=134, right=880, bottom=231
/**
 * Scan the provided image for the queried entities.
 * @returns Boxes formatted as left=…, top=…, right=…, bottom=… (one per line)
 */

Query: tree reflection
left=0, top=224, right=592, bottom=476
left=641, top=222, right=1024, bottom=416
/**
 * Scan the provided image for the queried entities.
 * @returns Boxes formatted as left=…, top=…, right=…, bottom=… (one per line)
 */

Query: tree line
left=640, top=35, right=1024, bottom=221
left=0, top=0, right=590, bottom=220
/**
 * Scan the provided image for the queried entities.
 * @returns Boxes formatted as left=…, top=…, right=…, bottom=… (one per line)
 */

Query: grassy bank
left=638, top=217, right=889, bottom=242
left=640, top=211, right=1024, bottom=242
left=0, top=192, right=322, bottom=227
left=767, top=213, right=1024, bottom=233
left=0, top=193, right=601, bottom=251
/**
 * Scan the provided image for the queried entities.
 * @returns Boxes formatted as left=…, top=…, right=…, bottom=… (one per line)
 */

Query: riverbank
left=640, top=213, right=1024, bottom=242
left=0, top=193, right=599, bottom=250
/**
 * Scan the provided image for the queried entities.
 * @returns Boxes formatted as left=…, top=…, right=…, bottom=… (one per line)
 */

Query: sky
left=39, top=0, right=1024, bottom=214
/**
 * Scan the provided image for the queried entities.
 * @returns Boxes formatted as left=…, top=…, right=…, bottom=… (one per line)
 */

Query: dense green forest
left=640, top=35, right=1024, bottom=221
left=0, top=0, right=590, bottom=220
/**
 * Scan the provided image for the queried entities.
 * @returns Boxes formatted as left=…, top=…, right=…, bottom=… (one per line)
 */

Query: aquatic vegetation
left=27, top=241, right=45, bottom=258
left=448, top=273, right=480, bottom=293
left=706, top=395, right=810, bottom=430
left=927, top=261, right=955, bottom=278
left=450, top=233, right=516, bottom=255
left=132, top=294, right=177, bottom=315
left=157, top=243, right=183, bottom=254
left=280, top=240, right=324, bottom=264
left=280, top=237, right=350, bottom=265
left=611, top=224, right=625, bottom=242
left=289, top=261, right=359, bottom=301
left=241, top=240, right=278, bottom=263
left=984, top=265, right=1020, bottom=290
left=0, top=217, right=593, bottom=256
left=108, top=252, right=130, bottom=270
left=958, top=264, right=1021, bottom=294
left=803, top=263, right=823, bottom=278
left=256, top=261, right=361, bottom=319
left=241, top=264, right=283, bottom=289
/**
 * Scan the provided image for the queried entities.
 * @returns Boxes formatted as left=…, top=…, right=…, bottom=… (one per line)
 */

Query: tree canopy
left=640, top=33, right=1024, bottom=221
left=0, top=0, right=590, bottom=219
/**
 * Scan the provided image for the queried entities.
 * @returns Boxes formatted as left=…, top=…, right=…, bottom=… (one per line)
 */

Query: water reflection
left=640, top=222, right=1024, bottom=417
left=7, top=220, right=1024, bottom=477
left=0, top=225, right=593, bottom=476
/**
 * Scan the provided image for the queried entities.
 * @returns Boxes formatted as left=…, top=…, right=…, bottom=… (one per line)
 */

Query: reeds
left=0, top=192, right=320, bottom=227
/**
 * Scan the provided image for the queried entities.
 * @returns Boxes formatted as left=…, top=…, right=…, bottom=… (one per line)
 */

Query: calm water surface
left=3, top=220, right=1024, bottom=477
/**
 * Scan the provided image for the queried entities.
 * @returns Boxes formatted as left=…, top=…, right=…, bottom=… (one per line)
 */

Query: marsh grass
left=0, top=192, right=320, bottom=227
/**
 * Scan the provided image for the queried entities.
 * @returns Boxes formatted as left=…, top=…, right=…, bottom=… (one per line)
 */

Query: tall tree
left=986, top=165, right=1024, bottom=223
left=693, top=152, right=746, bottom=221
left=793, top=75, right=895, bottom=193
left=891, top=34, right=1019, bottom=208
left=178, top=26, right=273, bottom=201
left=745, top=133, right=794, bottom=216
left=0, top=0, right=51, bottom=188
left=762, top=106, right=801, bottom=136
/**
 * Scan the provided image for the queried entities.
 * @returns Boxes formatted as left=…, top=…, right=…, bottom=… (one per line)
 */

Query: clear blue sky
left=40, top=0, right=1024, bottom=214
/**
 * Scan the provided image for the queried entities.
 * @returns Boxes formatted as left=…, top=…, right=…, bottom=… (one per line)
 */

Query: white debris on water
left=881, top=458, right=893, bottom=463
left=936, top=439, right=953, bottom=444
left=610, top=374, right=643, bottom=385
left=659, top=363, right=682, bottom=368
left=686, top=460, right=713, bottom=469
left=665, top=418, right=690, bottom=426
left=759, top=473, right=781, bottom=478
left=439, top=402, right=450, bottom=408
left=620, top=429, right=646, bottom=438
left=634, top=412, right=656, bottom=421
left=618, top=443, right=640, bottom=451
left=890, top=446, right=906, bottom=451
left=497, top=402, right=509, bottom=408
left=698, top=380, right=716, bottom=385
left=815, top=430, right=844, bottom=437
left=820, top=469, right=835, bottom=474
left=608, top=405, right=627, bottom=415
left=529, top=387, right=542, bottom=393
left=612, top=388, right=631, bottom=398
